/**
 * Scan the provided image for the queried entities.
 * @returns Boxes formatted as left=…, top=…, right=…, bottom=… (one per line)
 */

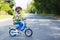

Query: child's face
left=19, top=10, right=22, bottom=13
left=16, top=10, right=22, bottom=14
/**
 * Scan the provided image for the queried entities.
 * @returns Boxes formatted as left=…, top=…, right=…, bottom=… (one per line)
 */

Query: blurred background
left=0, top=0, right=32, bottom=19
left=0, top=0, right=60, bottom=20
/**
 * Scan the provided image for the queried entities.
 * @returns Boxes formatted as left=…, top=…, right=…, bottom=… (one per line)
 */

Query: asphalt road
left=0, top=14, right=60, bottom=40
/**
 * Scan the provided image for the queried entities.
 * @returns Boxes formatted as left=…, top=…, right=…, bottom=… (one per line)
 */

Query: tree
left=28, top=0, right=60, bottom=15
left=0, top=0, right=14, bottom=15
left=4, top=0, right=15, bottom=8
left=27, top=1, right=37, bottom=13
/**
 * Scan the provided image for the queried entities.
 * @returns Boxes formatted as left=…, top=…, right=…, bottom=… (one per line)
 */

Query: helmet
left=15, top=7, right=22, bottom=12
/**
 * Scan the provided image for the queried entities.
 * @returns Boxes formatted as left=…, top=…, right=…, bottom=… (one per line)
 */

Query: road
left=0, top=14, right=60, bottom=40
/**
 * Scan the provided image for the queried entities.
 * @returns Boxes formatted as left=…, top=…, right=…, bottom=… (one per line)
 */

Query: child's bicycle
left=9, top=19, right=33, bottom=37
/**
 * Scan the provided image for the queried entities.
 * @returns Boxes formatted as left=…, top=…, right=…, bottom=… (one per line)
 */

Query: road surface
left=0, top=14, right=60, bottom=40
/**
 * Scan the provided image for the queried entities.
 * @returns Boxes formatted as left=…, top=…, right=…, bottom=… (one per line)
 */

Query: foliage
left=27, top=1, right=37, bottom=13
left=4, top=0, right=15, bottom=8
left=27, top=0, right=60, bottom=15
left=8, top=10, right=14, bottom=15
left=2, top=3, right=11, bottom=12
left=0, top=0, right=15, bottom=15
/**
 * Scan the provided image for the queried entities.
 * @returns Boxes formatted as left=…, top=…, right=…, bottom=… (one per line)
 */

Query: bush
left=8, top=10, right=14, bottom=15
left=0, top=1, right=14, bottom=15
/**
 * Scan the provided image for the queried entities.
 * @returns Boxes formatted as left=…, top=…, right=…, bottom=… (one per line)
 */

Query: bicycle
left=9, top=19, right=33, bottom=37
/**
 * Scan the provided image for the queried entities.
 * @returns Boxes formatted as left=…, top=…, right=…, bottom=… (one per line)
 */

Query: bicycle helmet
left=15, top=7, right=22, bottom=12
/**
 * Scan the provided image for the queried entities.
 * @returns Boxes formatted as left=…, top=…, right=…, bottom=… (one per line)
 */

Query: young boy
left=13, top=7, right=26, bottom=30
left=13, top=7, right=24, bottom=21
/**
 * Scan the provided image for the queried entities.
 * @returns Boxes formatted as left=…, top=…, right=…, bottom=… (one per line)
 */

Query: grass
left=37, top=13, right=60, bottom=20
left=0, top=15, right=12, bottom=20
left=39, top=13, right=55, bottom=16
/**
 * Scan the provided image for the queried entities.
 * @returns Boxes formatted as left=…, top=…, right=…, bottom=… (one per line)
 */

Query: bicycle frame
left=15, top=21, right=27, bottom=32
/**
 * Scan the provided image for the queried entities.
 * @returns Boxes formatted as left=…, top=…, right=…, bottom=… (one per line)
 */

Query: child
left=13, top=7, right=24, bottom=22
left=13, top=7, right=26, bottom=30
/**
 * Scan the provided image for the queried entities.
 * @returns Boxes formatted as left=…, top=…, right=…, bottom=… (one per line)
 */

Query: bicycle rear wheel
left=9, top=29, right=16, bottom=37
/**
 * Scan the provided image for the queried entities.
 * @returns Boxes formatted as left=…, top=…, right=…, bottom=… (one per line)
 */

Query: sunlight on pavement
left=26, top=19, right=52, bottom=26
left=49, top=26, right=60, bottom=30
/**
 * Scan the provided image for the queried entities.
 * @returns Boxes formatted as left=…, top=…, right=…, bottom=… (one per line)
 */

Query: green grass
left=0, top=15, right=12, bottom=19
left=37, top=13, right=60, bottom=19
left=37, top=13, right=55, bottom=18
left=39, top=13, right=55, bottom=16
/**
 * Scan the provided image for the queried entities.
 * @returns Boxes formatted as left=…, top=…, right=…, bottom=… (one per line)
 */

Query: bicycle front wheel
left=25, top=28, right=33, bottom=37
